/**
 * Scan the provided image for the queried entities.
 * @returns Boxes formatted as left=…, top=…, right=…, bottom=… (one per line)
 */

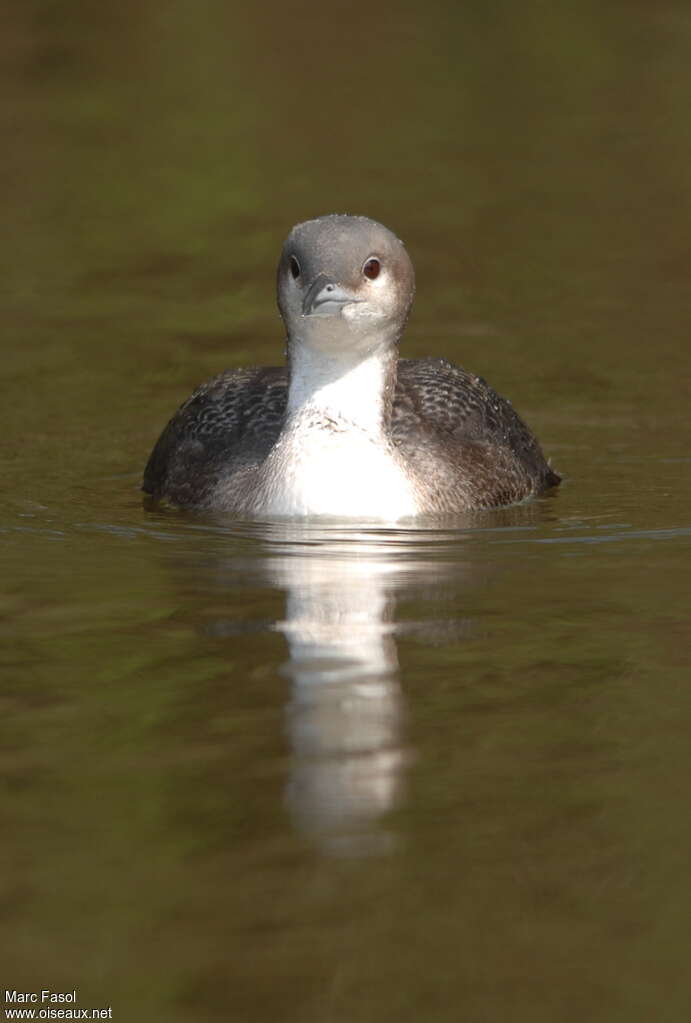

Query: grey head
left=277, top=214, right=415, bottom=355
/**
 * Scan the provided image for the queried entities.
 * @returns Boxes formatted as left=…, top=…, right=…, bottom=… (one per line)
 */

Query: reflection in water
left=192, top=510, right=544, bottom=854
left=162, top=504, right=552, bottom=854
left=271, top=535, right=406, bottom=856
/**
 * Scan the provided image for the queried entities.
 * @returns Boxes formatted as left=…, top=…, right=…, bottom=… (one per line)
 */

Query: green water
left=2, top=2, right=691, bottom=1020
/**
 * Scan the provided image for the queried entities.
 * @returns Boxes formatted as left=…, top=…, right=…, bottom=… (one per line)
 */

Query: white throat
left=286, top=337, right=394, bottom=435
left=255, top=336, right=419, bottom=519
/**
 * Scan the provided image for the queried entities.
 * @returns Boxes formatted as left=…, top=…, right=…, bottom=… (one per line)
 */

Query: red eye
left=290, top=256, right=301, bottom=279
left=363, top=257, right=381, bottom=280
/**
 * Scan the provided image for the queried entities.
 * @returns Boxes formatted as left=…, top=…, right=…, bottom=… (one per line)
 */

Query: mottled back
left=144, top=358, right=559, bottom=510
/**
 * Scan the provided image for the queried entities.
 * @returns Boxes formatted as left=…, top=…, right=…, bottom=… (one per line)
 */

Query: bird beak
left=302, top=274, right=359, bottom=317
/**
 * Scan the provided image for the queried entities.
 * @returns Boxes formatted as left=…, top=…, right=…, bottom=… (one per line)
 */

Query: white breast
left=258, top=422, right=419, bottom=520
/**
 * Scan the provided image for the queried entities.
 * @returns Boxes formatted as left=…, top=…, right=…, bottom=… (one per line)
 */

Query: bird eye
left=363, top=257, right=381, bottom=280
left=289, top=256, right=301, bottom=279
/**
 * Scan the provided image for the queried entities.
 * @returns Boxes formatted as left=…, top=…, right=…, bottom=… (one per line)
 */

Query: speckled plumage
left=144, top=357, right=560, bottom=513
left=143, top=214, right=560, bottom=517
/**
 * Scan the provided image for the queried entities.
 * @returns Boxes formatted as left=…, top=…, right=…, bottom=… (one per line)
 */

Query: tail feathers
left=545, top=464, right=562, bottom=488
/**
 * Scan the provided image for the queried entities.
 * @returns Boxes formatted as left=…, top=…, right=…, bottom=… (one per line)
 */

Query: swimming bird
left=143, top=215, right=560, bottom=518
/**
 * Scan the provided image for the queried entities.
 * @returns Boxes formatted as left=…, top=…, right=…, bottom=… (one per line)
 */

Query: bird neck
left=286, top=339, right=398, bottom=436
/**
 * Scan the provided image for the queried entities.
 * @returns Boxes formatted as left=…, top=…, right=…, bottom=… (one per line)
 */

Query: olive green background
left=2, top=2, right=690, bottom=1021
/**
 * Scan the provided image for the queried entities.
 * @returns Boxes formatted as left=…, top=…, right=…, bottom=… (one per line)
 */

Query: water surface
left=2, top=2, right=691, bottom=1021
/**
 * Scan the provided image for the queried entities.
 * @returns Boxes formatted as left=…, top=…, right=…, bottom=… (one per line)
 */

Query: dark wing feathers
left=394, top=358, right=560, bottom=500
left=143, top=367, right=287, bottom=506
left=396, top=358, right=533, bottom=446
left=143, top=357, right=559, bottom=507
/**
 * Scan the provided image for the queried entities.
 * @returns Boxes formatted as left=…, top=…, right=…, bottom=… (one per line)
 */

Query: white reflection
left=268, top=535, right=406, bottom=856
left=253, top=520, right=477, bottom=856
left=171, top=508, right=547, bottom=855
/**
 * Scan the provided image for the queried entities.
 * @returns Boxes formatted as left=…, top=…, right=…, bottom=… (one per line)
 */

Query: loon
left=143, top=215, right=560, bottom=518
